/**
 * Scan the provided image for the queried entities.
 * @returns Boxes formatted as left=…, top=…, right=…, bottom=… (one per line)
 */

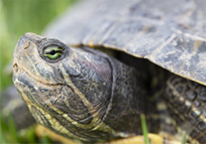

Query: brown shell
left=43, top=0, right=206, bottom=85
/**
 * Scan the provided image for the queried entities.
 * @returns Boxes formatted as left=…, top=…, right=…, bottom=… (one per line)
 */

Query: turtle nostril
left=13, top=63, right=18, bottom=73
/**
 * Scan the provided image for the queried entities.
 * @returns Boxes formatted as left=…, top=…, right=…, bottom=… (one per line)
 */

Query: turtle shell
left=43, top=0, right=206, bottom=86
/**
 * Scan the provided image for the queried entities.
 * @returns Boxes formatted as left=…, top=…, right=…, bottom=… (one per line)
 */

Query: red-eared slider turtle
left=13, top=0, right=206, bottom=143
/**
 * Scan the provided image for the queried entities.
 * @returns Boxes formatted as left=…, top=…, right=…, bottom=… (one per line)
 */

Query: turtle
left=12, top=0, right=206, bottom=143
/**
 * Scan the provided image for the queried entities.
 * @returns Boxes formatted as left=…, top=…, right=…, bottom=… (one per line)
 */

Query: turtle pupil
left=47, top=50, right=57, bottom=55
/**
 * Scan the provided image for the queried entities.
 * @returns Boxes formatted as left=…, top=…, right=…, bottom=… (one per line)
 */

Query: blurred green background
left=0, top=0, right=76, bottom=143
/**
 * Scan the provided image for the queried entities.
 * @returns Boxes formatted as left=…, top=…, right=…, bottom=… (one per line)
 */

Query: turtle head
left=13, top=33, right=145, bottom=142
left=13, top=33, right=118, bottom=142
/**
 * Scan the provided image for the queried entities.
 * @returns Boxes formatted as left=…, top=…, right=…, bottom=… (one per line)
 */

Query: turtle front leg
left=165, top=75, right=206, bottom=143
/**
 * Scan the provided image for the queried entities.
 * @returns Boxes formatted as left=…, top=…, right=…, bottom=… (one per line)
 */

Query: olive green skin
left=13, top=0, right=206, bottom=143
left=13, top=33, right=150, bottom=142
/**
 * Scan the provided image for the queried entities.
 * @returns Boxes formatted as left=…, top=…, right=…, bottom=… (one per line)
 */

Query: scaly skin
left=13, top=33, right=154, bottom=143
left=165, top=75, right=206, bottom=143
left=13, top=33, right=205, bottom=143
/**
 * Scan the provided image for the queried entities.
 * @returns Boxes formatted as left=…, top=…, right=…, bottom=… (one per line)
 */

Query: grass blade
left=0, top=121, right=7, bottom=144
left=181, top=131, right=186, bottom=144
left=141, top=114, right=150, bottom=144
left=8, top=113, right=20, bottom=143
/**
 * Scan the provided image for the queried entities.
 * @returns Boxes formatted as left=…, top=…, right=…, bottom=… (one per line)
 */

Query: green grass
left=181, top=131, right=186, bottom=144
left=0, top=113, right=53, bottom=144
left=141, top=114, right=150, bottom=144
left=0, top=0, right=76, bottom=143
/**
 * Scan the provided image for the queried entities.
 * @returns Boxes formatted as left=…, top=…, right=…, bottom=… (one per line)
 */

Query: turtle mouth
left=13, top=61, right=63, bottom=86
left=12, top=62, right=63, bottom=104
left=12, top=62, right=64, bottom=110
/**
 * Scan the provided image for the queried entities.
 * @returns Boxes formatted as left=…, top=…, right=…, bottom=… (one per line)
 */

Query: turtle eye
left=39, top=39, right=69, bottom=63
left=43, top=46, right=63, bottom=60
